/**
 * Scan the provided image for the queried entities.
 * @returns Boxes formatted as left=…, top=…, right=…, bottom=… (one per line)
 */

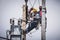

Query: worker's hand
left=30, top=18, right=33, bottom=21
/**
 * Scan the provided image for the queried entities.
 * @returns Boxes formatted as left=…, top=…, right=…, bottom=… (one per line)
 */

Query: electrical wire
left=38, top=0, right=40, bottom=6
left=29, top=0, right=37, bottom=8
left=0, top=36, right=9, bottom=40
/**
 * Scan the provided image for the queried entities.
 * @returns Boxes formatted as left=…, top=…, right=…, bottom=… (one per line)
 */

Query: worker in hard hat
left=28, top=8, right=40, bottom=21
left=31, top=8, right=37, bottom=17
left=25, top=8, right=40, bottom=33
left=38, top=6, right=42, bottom=24
left=29, top=8, right=39, bottom=21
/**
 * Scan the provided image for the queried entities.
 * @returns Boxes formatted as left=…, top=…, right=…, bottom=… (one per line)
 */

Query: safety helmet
left=31, top=8, right=37, bottom=13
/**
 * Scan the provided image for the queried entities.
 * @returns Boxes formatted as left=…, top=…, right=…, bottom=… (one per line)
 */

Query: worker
left=28, top=8, right=33, bottom=21
left=38, top=6, right=42, bottom=24
left=39, top=6, right=46, bottom=16
left=29, top=8, right=33, bottom=13
left=39, top=6, right=42, bottom=17
left=25, top=8, right=40, bottom=34
left=29, top=8, right=40, bottom=21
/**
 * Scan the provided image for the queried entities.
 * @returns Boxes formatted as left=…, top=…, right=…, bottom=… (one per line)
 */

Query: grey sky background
left=0, top=0, right=60, bottom=40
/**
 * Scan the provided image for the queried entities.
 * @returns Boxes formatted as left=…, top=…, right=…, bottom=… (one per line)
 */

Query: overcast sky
left=0, top=0, right=60, bottom=40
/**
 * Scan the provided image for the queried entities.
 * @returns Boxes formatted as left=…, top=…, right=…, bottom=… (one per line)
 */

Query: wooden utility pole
left=41, top=0, right=46, bottom=40
left=21, top=5, right=26, bottom=40
left=21, top=0, right=28, bottom=40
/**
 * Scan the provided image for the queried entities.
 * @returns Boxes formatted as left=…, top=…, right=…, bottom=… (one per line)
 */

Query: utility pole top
left=25, top=0, right=28, bottom=3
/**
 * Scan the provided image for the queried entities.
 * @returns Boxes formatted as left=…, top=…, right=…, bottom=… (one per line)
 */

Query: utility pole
left=41, top=0, right=46, bottom=40
left=22, top=0, right=28, bottom=40
left=22, top=5, right=26, bottom=40
left=25, top=0, right=28, bottom=24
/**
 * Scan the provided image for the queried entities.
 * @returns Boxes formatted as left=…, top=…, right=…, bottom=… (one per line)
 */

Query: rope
left=29, top=0, right=37, bottom=7
left=38, top=0, right=40, bottom=6
left=28, top=0, right=40, bottom=8
left=32, top=0, right=37, bottom=7
left=28, top=0, right=32, bottom=7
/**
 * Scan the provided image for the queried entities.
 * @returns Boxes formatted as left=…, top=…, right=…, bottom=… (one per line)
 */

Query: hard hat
left=31, top=8, right=37, bottom=13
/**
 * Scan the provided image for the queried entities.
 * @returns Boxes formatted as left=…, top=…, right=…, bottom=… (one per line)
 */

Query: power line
left=0, top=36, right=10, bottom=40
left=29, top=0, right=36, bottom=7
